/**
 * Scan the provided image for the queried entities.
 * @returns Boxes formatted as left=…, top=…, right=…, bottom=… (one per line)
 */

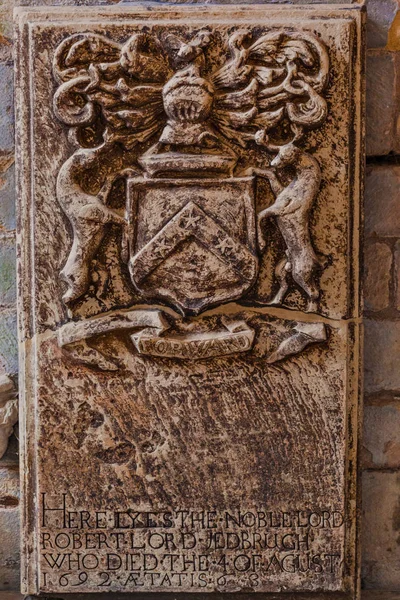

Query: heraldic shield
left=126, top=176, right=259, bottom=316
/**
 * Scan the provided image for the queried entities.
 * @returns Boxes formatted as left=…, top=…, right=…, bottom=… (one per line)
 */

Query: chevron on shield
left=126, top=177, right=259, bottom=316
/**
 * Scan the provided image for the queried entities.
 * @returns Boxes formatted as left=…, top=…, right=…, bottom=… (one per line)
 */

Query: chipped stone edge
left=346, top=6, right=366, bottom=600
left=15, top=10, right=38, bottom=595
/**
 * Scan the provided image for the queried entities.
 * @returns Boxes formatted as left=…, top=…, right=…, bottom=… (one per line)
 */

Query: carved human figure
left=257, top=143, right=324, bottom=312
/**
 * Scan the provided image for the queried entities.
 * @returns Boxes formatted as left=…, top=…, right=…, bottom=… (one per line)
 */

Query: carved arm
left=244, top=166, right=284, bottom=197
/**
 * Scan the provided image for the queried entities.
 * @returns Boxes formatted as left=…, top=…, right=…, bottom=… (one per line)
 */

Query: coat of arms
left=53, top=26, right=330, bottom=369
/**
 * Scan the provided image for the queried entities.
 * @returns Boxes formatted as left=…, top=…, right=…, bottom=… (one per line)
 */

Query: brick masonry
left=363, top=0, right=400, bottom=571
left=362, top=472, right=400, bottom=589
left=0, top=0, right=399, bottom=593
left=362, top=0, right=400, bottom=587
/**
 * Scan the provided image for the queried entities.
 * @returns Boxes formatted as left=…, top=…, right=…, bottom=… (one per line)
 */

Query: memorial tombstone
left=15, top=3, right=364, bottom=598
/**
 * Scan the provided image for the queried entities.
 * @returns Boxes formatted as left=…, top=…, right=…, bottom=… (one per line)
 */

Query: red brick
left=366, top=51, right=400, bottom=156
left=364, top=320, right=400, bottom=394
left=362, top=471, right=400, bottom=589
left=395, top=240, right=400, bottom=310
left=363, top=403, right=400, bottom=467
left=364, top=241, right=392, bottom=311
left=365, top=165, right=400, bottom=237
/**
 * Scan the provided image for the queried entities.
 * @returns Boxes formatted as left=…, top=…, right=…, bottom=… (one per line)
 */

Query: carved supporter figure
left=257, top=142, right=324, bottom=312
left=56, top=148, right=138, bottom=305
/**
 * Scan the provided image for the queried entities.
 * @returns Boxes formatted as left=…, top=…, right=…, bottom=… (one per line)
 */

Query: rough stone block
left=366, top=0, right=400, bottom=48
left=0, top=507, right=20, bottom=591
left=365, top=165, right=400, bottom=237
left=364, top=319, right=400, bottom=394
left=0, top=466, right=19, bottom=506
left=0, top=163, right=15, bottom=234
left=0, top=238, right=16, bottom=308
left=363, top=403, right=400, bottom=467
left=366, top=51, right=400, bottom=156
left=0, top=467, right=20, bottom=590
left=0, top=311, right=17, bottom=378
left=363, top=241, right=392, bottom=312
left=0, top=34, right=12, bottom=64
left=0, top=65, right=14, bottom=154
left=362, top=471, right=400, bottom=590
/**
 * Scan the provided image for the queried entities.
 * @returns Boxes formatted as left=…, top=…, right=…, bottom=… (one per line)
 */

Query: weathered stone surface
left=366, top=51, right=400, bottom=156
left=0, top=238, right=16, bottom=308
left=2, top=594, right=400, bottom=600
left=0, top=65, right=13, bottom=154
left=0, top=465, right=18, bottom=502
left=0, top=162, right=15, bottom=234
left=362, top=471, right=400, bottom=590
left=364, top=241, right=392, bottom=312
left=0, top=426, right=18, bottom=467
left=0, top=595, right=393, bottom=600
left=0, top=464, right=20, bottom=591
left=0, top=506, right=20, bottom=591
left=363, top=403, right=400, bottom=468
left=365, top=165, right=400, bottom=237
left=16, top=4, right=363, bottom=597
left=0, top=35, right=12, bottom=63
left=0, top=311, right=17, bottom=378
left=364, top=320, right=400, bottom=394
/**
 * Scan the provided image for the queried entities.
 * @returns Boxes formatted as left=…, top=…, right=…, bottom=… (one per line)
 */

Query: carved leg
left=291, top=255, right=320, bottom=313
left=61, top=221, right=106, bottom=305
left=61, top=198, right=126, bottom=305
left=269, top=256, right=291, bottom=305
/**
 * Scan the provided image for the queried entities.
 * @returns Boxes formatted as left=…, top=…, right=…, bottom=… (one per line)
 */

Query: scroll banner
left=131, top=320, right=255, bottom=359
left=58, top=307, right=327, bottom=370
left=58, top=307, right=256, bottom=369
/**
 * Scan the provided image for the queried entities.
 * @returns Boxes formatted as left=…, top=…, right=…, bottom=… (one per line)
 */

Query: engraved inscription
left=39, top=494, right=344, bottom=593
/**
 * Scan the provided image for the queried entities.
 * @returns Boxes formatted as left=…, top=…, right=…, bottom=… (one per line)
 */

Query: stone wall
left=0, top=0, right=399, bottom=592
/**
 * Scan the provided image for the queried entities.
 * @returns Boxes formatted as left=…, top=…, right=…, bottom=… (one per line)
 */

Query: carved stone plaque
left=16, top=3, right=364, bottom=598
